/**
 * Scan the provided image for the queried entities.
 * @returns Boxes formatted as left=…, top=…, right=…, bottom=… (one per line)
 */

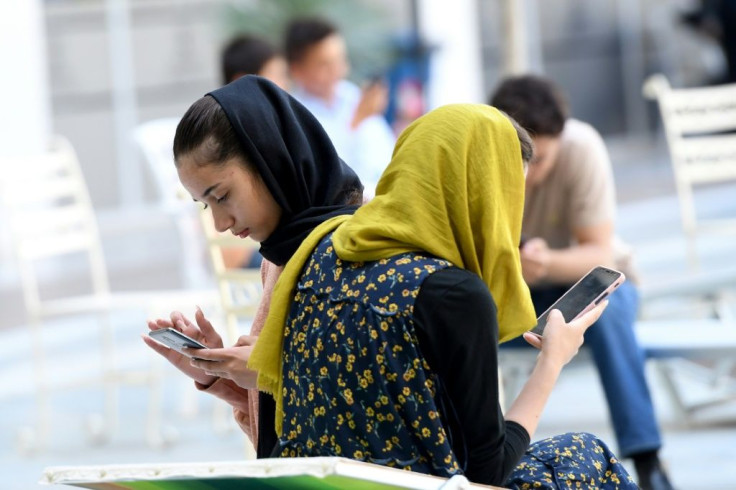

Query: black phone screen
left=530, top=267, right=623, bottom=336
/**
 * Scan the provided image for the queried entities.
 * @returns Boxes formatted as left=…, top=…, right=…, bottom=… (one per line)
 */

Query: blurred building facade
left=0, top=0, right=729, bottom=329
left=41, top=0, right=727, bottom=210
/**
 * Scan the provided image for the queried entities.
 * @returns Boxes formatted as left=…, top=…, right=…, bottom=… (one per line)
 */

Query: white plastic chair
left=133, top=117, right=212, bottom=289
left=198, top=209, right=262, bottom=454
left=197, top=209, right=262, bottom=342
left=132, top=117, right=182, bottom=209
left=643, top=74, right=736, bottom=267
left=0, top=136, right=217, bottom=452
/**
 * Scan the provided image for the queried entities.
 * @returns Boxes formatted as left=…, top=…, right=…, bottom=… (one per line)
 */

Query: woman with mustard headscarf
left=150, top=76, right=636, bottom=488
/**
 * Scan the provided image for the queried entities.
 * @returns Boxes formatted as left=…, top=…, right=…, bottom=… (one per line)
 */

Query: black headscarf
left=207, top=75, right=363, bottom=266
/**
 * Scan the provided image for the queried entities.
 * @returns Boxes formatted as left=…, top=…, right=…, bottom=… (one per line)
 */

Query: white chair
left=132, top=117, right=182, bottom=210
left=643, top=74, right=736, bottom=267
left=198, top=209, right=262, bottom=343
left=133, top=117, right=212, bottom=290
left=0, top=136, right=217, bottom=452
left=198, top=209, right=262, bottom=456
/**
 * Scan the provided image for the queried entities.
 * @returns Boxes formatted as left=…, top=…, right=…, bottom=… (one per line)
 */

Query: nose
left=211, top=207, right=233, bottom=233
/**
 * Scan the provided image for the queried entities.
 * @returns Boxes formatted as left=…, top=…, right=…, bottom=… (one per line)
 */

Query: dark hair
left=221, top=35, right=280, bottom=85
left=508, top=115, right=534, bottom=164
left=489, top=75, right=568, bottom=137
left=173, top=95, right=248, bottom=169
left=284, top=17, right=339, bottom=64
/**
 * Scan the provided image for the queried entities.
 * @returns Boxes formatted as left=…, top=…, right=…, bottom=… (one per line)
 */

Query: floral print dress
left=277, top=234, right=638, bottom=489
left=278, top=233, right=459, bottom=476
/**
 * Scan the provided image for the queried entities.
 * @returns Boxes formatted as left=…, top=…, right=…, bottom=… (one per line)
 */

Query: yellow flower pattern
left=278, top=233, right=460, bottom=477
left=505, top=432, right=637, bottom=489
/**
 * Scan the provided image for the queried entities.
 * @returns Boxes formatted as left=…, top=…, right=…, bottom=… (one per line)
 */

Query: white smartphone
left=148, top=328, right=207, bottom=358
left=530, top=266, right=625, bottom=337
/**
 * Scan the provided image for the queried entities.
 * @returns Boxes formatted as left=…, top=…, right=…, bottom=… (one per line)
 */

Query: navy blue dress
left=277, top=233, right=636, bottom=488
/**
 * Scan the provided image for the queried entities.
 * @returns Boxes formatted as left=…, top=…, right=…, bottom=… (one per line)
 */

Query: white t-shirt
left=291, top=80, right=396, bottom=196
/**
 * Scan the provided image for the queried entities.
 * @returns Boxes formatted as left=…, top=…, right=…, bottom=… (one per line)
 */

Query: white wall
left=0, top=0, right=52, bottom=287
left=417, top=0, right=485, bottom=108
left=0, top=0, right=51, bottom=157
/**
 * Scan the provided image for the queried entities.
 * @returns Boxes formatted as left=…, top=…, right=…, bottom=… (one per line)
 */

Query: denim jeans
left=503, top=281, right=662, bottom=457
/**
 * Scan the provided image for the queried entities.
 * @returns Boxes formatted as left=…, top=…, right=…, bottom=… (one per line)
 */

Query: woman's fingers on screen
left=195, top=306, right=223, bottom=346
left=152, top=318, right=173, bottom=329
left=522, top=331, right=543, bottom=349
left=546, top=309, right=564, bottom=326
left=170, top=311, right=194, bottom=329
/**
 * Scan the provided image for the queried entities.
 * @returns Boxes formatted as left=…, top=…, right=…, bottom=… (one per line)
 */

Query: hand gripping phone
left=148, top=328, right=207, bottom=358
left=530, top=266, right=625, bottom=337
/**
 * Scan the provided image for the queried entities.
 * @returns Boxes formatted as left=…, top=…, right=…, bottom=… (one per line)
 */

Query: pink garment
left=195, top=259, right=282, bottom=445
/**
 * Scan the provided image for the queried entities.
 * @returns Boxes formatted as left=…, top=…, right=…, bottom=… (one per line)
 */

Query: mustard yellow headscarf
left=249, top=104, right=536, bottom=436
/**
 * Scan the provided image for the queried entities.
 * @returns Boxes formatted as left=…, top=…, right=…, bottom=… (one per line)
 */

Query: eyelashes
left=201, top=193, right=228, bottom=210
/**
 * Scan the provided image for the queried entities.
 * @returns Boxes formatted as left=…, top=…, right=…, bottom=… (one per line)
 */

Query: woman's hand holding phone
left=187, top=335, right=259, bottom=390
left=142, top=307, right=224, bottom=386
left=522, top=300, right=608, bottom=367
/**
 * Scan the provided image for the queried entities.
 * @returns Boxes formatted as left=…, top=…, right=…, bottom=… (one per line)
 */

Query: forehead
left=531, top=135, right=558, bottom=153
left=302, top=34, right=345, bottom=62
left=176, top=156, right=234, bottom=196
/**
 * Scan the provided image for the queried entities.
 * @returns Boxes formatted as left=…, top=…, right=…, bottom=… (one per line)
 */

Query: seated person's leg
left=582, top=281, right=661, bottom=457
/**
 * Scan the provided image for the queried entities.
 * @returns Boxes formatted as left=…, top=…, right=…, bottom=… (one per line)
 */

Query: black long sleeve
left=413, top=267, right=530, bottom=486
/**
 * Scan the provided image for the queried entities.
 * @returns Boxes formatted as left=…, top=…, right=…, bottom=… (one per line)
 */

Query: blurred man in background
left=220, top=34, right=289, bottom=89
left=284, top=17, right=395, bottom=195
left=490, top=75, right=674, bottom=490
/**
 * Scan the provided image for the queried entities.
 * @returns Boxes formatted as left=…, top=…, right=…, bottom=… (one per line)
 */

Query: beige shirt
left=523, top=119, right=637, bottom=281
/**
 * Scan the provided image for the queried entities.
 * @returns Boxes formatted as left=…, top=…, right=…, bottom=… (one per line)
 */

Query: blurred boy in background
left=221, top=34, right=289, bottom=89
left=284, top=17, right=395, bottom=195
left=490, top=75, right=674, bottom=490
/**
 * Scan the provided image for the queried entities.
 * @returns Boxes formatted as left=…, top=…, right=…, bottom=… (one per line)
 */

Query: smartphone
left=365, top=71, right=386, bottom=86
left=148, top=328, right=207, bottom=358
left=530, top=266, right=625, bottom=337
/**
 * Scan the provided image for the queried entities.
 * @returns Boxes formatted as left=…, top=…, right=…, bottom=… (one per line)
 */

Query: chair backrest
left=643, top=74, right=736, bottom=264
left=132, top=117, right=183, bottom=206
left=0, top=136, right=110, bottom=317
left=198, top=209, right=262, bottom=342
left=644, top=75, right=736, bottom=182
left=133, top=117, right=213, bottom=289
